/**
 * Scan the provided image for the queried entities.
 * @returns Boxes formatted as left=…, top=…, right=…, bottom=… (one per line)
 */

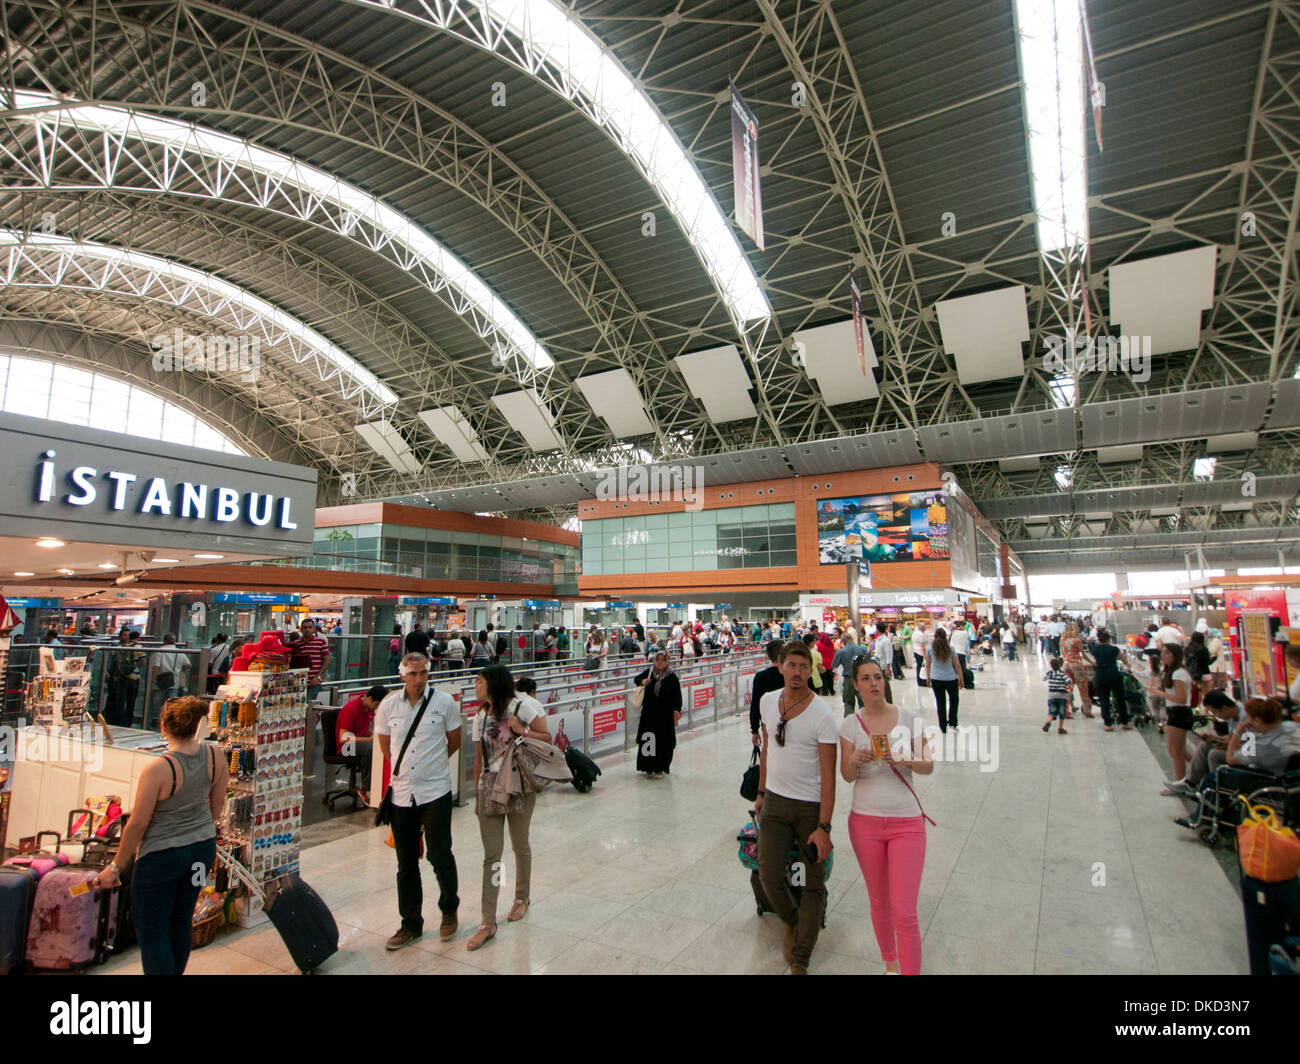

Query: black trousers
left=391, top=792, right=459, bottom=933
left=1095, top=671, right=1128, bottom=726
left=932, top=679, right=960, bottom=731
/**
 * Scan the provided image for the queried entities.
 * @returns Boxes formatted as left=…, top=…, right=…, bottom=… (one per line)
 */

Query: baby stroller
left=1121, top=670, right=1152, bottom=727
left=737, top=811, right=832, bottom=929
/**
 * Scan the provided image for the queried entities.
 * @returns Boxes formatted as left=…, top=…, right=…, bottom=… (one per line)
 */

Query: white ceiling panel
left=674, top=345, right=756, bottom=423
left=792, top=319, right=878, bottom=405
left=354, top=419, right=422, bottom=475
left=1107, top=246, right=1217, bottom=355
left=1096, top=444, right=1144, bottom=464
left=574, top=369, right=655, bottom=438
left=1205, top=432, right=1258, bottom=454
left=489, top=389, right=565, bottom=452
left=1267, top=379, right=1300, bottom=429
left=786, top=430, right=923, bottom=474
left=998, top=456, right=1041, bottom=473
left=934, top=285, right=1030, bottom=384
left=417, top=405, right=490, bottom=463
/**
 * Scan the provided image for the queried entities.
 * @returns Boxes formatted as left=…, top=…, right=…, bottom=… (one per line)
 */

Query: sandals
left=508, top=899, right=529, bottom=922
left=466, top=923, right=497, bottom=951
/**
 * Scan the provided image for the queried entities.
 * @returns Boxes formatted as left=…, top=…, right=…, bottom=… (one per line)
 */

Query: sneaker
left=1174, top=815, right=1197, bottom=829
left=1056, top=728, right=1067, bottom=734
left=439, top=912, right=459, bottom=942
left=385, top=927, right=421, bottom=951
left=1042, top=721, right=1052, bottom=733
left=1160, top=780, right=1190, bottom=796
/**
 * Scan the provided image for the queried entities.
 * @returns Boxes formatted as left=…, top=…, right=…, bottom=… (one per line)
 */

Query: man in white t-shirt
left=375, top=652, right=463, bottom=951
left=755, top=642, right=839, bottom=975
left=909, top=623, right=930, bottom=684
left=949, top=623, right=970, bottom=676
left=1155, top=618, right=1185, bottom=648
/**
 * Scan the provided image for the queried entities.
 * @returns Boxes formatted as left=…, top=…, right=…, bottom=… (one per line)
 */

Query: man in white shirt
left=1155, top=618, right=1185, bottom=648
left=949, top=622, right=970, bottom=677
left=755, top=642, right=838, bottom=975
left=375, top=652, right=463, bottom=950
left=910, top=623, right=930, bottom=684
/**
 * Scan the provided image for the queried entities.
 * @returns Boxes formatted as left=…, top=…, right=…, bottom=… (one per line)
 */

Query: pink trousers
left=847, top=812, right=927, bottom=975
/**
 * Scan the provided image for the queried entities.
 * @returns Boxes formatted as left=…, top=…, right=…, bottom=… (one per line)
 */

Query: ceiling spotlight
left=35, top=538, right=65, bottom=548
left=115, top=572, right=140, bottom=586
left=13, top=571, right=34, bottom=577
left=194, top=553, right=224, bottom=560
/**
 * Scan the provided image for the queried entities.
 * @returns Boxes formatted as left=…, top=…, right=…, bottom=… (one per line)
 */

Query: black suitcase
left=750, top=870, right=826, bottom=929
left=0, top=866, right=39, bottom=975
left=218, top=846, right=337, bottom=973
left=1241, top=873, right=1300, bottom=975
left=263, top=874, right=338, bottom=974
left=962, top=667, right=974, bottom=690
left=565, top=747, right=601, bottom=793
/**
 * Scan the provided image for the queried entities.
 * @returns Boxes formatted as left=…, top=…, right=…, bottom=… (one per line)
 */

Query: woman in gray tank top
left=94, top=696, right=228, bottom=974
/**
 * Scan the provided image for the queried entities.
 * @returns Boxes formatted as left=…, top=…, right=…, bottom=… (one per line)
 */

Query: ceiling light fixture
left=98, top=563, right=117, bottom=570
left=152, top=558, right=180, bottom=564
left=13, top=571, right=34, bottom=577
left=35, top=538, right=65, bottom=548
left=194, top=553, right=224, bottom=560
left=1013, top=0, right=1088, bottom=253
left=57, top=568, right=74, bottom=575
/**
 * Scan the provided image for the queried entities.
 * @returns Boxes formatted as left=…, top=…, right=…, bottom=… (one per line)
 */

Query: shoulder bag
left=854, top=713, right=936, bottom=827
left=374, top=687, right=434, bottom=826
left=739, top=746, right=760, bottom=802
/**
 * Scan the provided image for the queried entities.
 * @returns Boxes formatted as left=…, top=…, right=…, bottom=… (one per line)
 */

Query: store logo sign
left=35, top=450, right=298, bottom=530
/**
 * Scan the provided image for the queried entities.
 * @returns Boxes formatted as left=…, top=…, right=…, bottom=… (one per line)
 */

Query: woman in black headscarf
left=633, top=651, right=682, bottom=779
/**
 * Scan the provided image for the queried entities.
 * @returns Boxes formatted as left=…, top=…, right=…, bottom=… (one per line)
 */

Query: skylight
left=1013, top=0, right=1089, bottom=252
left=350, top=0, right=769, bottom=323
left=1193, top=457, right=1217, bottom=480
left=1054, top=464, right=1072, bottom=490
left=0, top=230, right=399, bottom=406
left=4, top=89, right=554, bottom=371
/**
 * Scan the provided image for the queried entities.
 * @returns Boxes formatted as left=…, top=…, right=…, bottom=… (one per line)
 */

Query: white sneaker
left=1160, top=780, right=1190, bottom=796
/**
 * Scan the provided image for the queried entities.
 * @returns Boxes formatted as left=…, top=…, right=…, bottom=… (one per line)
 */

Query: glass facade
left=581, top=503, right=796, bottom=575
left=295, top=522, right=580, bottom=593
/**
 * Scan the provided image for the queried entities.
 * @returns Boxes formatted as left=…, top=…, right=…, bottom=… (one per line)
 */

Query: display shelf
left=209, top=668, right=306, bottom=902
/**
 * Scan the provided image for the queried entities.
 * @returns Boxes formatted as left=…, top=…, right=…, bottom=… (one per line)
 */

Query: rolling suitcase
left=1241, top=873, right=1300, bottom=976
left=25, top=865, right=119, bottom=971
left=0, top=866, right=39, bottom=974
left=564, top=747, right=601, bottom=793
left=962, top=667, right=975, bottom=690
left=4, top=832, right=70, bottom=880
left=217, top=845, right=337, bottom=973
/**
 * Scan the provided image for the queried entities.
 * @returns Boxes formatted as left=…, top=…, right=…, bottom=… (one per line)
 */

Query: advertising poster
left=689, top=683, right=715, bottom=726
left=1241, top=613, right=1277, bottom=699
left=549, top=707, right=586, bottom=755
left=589, top=700, right=626, bottom=756
left=730, top=82, right=764, bottom=250
left=817, top=490, right=949, bottom=565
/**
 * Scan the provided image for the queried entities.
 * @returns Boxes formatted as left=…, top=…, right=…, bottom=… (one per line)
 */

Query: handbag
left=584, top=655, right=601, bottom=670
left=630, top=682, right=646, bottom=710
left=739, top=747, right=760, bottom=802
left=374, top=687, right=434, bottom=827
left=1237, top=798, right=1300, bottom=883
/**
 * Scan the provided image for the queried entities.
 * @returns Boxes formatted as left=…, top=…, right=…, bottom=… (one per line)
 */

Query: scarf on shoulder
left=651, top=658, right=674, bottom=698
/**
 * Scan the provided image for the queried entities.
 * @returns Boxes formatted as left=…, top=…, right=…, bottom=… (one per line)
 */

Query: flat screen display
left=817, top=490, right=948, bottom=564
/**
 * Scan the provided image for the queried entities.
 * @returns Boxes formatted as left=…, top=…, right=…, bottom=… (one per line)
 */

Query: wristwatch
left=817, top=822, right=832, bottom=834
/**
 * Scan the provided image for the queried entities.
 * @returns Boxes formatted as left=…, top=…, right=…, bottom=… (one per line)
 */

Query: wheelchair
left=1183, top=758, right=1300, bottom=846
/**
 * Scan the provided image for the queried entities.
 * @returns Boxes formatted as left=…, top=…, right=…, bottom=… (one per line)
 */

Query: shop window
left=770, top=551, right=797, bottom=567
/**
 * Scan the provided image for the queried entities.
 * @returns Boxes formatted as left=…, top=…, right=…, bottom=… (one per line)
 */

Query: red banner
left=592, top=708, right=625, bottom=737
left=692, top=685, right=713, bottom=710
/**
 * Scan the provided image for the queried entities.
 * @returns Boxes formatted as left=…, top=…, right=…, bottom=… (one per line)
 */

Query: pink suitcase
left=3, top=832, right=70, bottom=880
left=25, top=866, right=119, bottom=971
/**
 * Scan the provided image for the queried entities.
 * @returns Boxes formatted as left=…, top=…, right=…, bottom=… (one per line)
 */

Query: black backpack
left=495, top=634, right=508, bottom=655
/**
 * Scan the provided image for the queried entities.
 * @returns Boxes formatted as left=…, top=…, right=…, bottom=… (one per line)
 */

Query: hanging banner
left=850, top=277, right=867, bottom=375
left=730, top=82, right=764, bottom=251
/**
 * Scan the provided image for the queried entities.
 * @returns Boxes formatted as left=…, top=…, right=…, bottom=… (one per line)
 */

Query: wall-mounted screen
left=817, top=491, right=948, bottom=564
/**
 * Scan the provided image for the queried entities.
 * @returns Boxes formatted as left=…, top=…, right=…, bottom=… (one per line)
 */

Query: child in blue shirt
left=1042, top=657, right=1071, bottom=734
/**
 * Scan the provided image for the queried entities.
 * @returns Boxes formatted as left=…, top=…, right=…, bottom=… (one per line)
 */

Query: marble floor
left=94, top=649, right=1249, bottom=975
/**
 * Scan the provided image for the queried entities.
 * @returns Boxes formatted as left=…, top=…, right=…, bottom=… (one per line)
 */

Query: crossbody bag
left=854, top=712, right=936, bottom=826
left=374, top=687, right=434, bottom=826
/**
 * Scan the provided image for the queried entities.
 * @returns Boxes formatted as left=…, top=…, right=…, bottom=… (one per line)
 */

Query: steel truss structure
left=0, top=0, right=1294, bottom=568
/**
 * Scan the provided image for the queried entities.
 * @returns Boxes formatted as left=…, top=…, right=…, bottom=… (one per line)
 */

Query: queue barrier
left=319, top=648, right=765, bottom=806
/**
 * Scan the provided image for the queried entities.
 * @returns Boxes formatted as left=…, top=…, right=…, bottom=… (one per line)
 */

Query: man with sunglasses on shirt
left=754, top=641, right=839, bottom=974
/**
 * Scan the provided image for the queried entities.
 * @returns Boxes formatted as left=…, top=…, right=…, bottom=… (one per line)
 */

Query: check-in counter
left=4, top=724, right=167, bottom=847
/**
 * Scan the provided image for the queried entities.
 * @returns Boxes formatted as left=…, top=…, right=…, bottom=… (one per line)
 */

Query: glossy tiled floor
left=95, top=649, right=1248, bottom=975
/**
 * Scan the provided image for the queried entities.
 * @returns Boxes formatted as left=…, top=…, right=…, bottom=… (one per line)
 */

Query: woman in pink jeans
left=839, top=660, right=935, bottom=974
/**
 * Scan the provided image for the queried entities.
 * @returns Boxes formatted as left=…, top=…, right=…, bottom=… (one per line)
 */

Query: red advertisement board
left=592, top=707, right=624, bottom=737
left=693, top=685, right=713, bottom=710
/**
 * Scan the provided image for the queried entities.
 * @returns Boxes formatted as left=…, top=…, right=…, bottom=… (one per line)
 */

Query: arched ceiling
left=1, top=0, right=1297, bottom=572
